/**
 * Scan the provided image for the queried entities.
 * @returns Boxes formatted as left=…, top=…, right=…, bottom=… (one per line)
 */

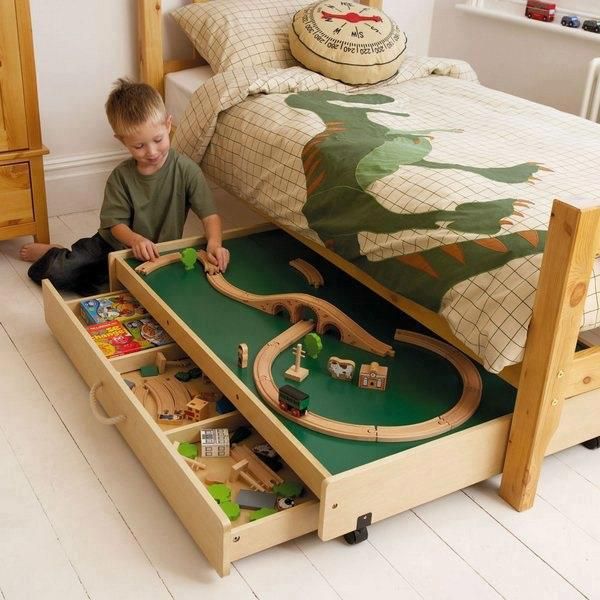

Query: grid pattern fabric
left=173, top=56, right=600, bottom=373
left=172, top=0, right=307, bottom=73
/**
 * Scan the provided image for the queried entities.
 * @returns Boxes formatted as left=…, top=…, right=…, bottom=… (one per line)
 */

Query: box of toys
left=122, top=316, right=173, bottom=349
left=80, top=292, right=148, bottom=325
left=85, top=320, right=144, bottom=358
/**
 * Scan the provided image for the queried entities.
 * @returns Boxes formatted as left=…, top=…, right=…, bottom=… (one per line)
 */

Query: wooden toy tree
left=304, top=332, right=323, bottom=359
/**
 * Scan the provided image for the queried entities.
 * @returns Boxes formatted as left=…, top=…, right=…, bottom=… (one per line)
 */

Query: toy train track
left=197, top=250, right=393, bottom=357
left=253, top=323, right=482, bottom=443
left=289, top=258, right=324, bottom=288
left=136, top=248, right=481, bottom=442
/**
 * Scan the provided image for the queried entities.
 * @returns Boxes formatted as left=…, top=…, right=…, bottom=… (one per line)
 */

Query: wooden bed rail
left=500, top=198, right=600, bottom=511
left=138, top=0, right=383, bottom=96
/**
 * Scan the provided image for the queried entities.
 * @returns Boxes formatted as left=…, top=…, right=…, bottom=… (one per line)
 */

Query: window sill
left=455, top=2, right=600, bottom=43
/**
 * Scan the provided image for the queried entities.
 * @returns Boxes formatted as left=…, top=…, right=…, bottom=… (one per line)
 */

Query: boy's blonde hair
left=105, top=78, right=167, bottom=136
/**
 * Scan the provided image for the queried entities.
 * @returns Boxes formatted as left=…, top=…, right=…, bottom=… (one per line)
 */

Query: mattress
left=165, top=65, right=214, bottom=125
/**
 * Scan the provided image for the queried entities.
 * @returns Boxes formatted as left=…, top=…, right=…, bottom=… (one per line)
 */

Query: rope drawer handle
left=89, top=382, right=127, bottom=425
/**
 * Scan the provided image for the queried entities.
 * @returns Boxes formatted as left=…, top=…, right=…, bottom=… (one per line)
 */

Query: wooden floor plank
left=369, top=510, right=501, bottom=599
left=234, top=541, right=340, bottom=600
left=536, top=455, right=600, bottom=543
left=416, top=490, right=584, bottom=599
left=295, top=532, right=422, bottom=600
left=467, top=477, right=597, bottom=599
left=0, top=427, right=88, bottom=600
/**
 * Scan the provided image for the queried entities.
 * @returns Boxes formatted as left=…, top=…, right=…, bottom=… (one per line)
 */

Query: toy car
left=525, top=0, right=556, bottom=22
left=583, top=19, right=600, bottom=33
left=561, top=15, right=581, bottom=28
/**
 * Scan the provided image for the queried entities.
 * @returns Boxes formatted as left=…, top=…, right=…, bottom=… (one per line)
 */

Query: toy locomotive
left=278, top=385, right=310, bottom=417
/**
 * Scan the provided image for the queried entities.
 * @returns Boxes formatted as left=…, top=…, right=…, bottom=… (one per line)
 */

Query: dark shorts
left=28, top=233, right=114, bottom=296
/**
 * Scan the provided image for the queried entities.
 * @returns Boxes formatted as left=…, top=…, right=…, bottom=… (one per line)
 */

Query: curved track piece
left=135, top=252, right=182, bottom=275
left=289, top=258, right=325, bottom=288
left=253, top=324, right=482, bottom=443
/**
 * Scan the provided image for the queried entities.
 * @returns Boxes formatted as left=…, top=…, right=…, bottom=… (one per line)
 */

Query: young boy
left=20, top=78, right=229, bottom=295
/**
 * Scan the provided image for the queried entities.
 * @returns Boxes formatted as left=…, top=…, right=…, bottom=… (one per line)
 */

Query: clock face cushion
left=289, top=0, right=407, bottom=84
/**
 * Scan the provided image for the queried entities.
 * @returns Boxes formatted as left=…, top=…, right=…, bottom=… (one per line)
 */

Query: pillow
left=172, top=0, right=308, bottom=73
left=289, top=0, right=407, bottom=84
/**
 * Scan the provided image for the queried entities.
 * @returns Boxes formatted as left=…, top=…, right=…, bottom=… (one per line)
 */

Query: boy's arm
left=111, top=224, right=160, bottom=262
left=203, top=214, right=230, bottom=272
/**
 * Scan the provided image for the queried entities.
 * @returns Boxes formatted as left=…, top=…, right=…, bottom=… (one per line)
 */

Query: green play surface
left=129, top=229, right=516, bottom=475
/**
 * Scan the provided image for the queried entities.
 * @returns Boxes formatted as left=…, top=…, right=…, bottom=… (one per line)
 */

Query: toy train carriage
left=278, top=385, right=310, bottom=417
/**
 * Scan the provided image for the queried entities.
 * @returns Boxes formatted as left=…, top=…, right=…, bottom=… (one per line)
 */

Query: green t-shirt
left=98, top=149, right=216, bottom=249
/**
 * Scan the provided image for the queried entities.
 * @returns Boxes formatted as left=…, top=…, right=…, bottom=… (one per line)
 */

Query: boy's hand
left=206, top=241, right=230, bottom=272
left=131, top=235, right=160, bottom=262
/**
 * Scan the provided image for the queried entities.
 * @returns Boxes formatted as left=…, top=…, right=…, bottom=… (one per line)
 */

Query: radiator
left=581, top=57, right=600, bottom=122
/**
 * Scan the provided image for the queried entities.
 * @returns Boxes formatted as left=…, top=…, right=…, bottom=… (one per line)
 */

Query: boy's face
left=118, top=116, right=172, bottom=175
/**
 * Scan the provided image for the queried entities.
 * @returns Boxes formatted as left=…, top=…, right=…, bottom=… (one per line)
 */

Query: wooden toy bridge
left=198, top=251, right=394, bottom=357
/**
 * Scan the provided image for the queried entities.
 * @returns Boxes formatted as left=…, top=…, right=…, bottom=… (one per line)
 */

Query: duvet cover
left=173, top=56, right=600, bottom=372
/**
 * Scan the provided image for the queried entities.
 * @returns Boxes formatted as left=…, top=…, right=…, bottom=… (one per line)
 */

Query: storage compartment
left=42, top=281, right=319, bottom=576
left=110, top=230, right=525, bottom=544
left=164, top=417, right=319, bottom=561
left=0, top=162, right=33, bottom=226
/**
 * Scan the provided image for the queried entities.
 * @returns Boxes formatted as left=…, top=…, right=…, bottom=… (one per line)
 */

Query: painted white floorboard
left=368, top=510, right=501, bottom=600
left=58, top=211, right=101, bottom=239
left=234, top=541, right=340, bottom=600
left=536, top=455, right=600, bottom=543
left=557, top=443, right=600, bottom=489
left=0, top=256, right=57, bottom=356
left=0, top=427, right=88, bottom=600
left=466, top=477, right=600, bottom=599
left=295, top=532, right=421, bottom=600
left=415, top=490, right=583, bottom=600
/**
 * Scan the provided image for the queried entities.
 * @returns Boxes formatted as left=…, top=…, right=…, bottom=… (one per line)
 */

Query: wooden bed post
left=138, top=0, right=164, bottom=95
left=500, top=198, right=600, bottom=511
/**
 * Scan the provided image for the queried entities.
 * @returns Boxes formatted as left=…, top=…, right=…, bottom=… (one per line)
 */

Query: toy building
left=358, top=362, right=388, bottom=391
left=200, top=428, right=230, bottom=457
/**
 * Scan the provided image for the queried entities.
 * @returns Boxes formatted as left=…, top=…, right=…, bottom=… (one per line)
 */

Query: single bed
left=138, top=0, right=600, bottom=513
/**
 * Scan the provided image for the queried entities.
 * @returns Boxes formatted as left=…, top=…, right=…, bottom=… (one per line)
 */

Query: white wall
left=29, top=0, right=433, bottom=218
left=429, top=1, right=599, bottom=116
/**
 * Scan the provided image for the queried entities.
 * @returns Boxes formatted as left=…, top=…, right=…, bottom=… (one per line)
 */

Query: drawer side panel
left=42, top=281, right=232, bottom=576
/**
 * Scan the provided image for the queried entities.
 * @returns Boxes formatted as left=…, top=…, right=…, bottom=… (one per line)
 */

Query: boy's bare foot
left=19, top=242, right=62, bottom=263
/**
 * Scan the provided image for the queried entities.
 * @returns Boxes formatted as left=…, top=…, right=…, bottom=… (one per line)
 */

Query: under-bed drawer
left=42, top=281, right=319, bottom=576
left=111, top=232, right=523, bottom=543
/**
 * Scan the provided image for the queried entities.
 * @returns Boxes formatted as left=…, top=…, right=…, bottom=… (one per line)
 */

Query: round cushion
left=289, top=0, right=407, bottom=84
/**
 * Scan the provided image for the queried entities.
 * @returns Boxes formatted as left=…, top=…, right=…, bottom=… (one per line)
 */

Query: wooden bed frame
left=137, top=0, right=600, bottom=513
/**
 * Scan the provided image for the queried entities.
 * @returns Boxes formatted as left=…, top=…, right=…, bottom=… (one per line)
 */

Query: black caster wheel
left=343, top=527, right=368, bottom=545
left=582, top=436, right=600, bottom=450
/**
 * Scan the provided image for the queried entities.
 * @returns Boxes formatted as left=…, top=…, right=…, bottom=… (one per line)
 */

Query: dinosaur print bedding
left=173, top=56, right=600, bottom=372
